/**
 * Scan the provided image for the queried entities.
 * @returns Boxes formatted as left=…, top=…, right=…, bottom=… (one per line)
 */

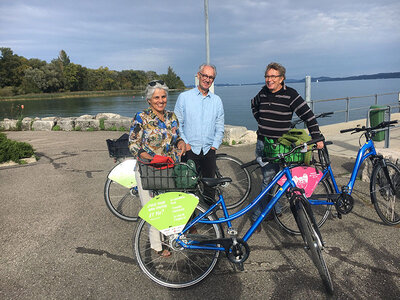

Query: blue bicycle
left=274, top=119, right=400, bottom=234
left=133, top=136, right=335, bottom=294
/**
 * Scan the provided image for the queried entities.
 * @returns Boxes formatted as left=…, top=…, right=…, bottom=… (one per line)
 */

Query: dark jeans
left=182, top=149, right=216, bottom=206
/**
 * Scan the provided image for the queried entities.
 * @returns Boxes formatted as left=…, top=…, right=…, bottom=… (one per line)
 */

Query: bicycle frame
left=175, top=165, right=300, bottom=251
left=319, top=139, right=377, bottom=195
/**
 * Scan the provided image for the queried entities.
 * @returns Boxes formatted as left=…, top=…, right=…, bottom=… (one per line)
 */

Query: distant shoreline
left=209, top=72, right=400, bottom=88
left=0, top=88, right=185, bottom=102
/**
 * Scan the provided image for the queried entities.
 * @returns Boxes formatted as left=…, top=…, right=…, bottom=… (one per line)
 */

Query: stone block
left=75, top=117, right=99, bottom=131
left=96, top=113, right=122, bottom=120
left=104, top=117, right=131, bottom=131
left=32, top=120, right=55, bottom=131
left=21, top=117, right=33, bottom=131
left=1, top=119, right=18, bottom=130
left=57, top=118, right=76, bottom=131
left=223, top=125, right=256, bottom=145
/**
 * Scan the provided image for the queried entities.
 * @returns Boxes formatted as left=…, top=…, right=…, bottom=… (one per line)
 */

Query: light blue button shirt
left=174, top=87, right=225, bottom=155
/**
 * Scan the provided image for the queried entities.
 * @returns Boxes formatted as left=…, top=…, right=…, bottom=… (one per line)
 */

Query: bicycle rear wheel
left=215, top=154, right=251, bottom=209
left=296, top=200, right=334, bottom=294
left=274, top=178, right=333, bottom=235
left=104, top=179, right=140, bottom=222
left=370, top=161, right=400, bottom=225
left=134, top=203, right=222, bottom=288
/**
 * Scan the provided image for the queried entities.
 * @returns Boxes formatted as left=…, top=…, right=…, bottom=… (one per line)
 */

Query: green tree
left=161, top=66, right=185, bottom=89
left=64, top=63, right=86, bottom=91
left=58, top=50, right=70, bottom=66
left=0, top=47, right=29, bottom=88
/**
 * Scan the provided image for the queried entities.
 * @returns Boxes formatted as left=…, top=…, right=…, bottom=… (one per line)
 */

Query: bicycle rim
left=215, top=155, right=251, bottom=209
left=134, top=203, right=222, bottom=288
left=104, top=179, right=140, bottom=222
left=297, top=202, right=334, bottom=294
left=274, top=178, right=333, bottom=235
left=371, top=162, right=400, bottom=225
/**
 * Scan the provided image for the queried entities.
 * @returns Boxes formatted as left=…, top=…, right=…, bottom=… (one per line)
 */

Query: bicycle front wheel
left=274, top=178, right=333, bottom=235
left=104, top=179, right=140, bottom=222
left=134, top=203, right=222, bottom=288
left=296, top=200, right=334, bottom=294
left=215, top=154, right=251, bottom=209
left=370, top=161, right=400, bottom=225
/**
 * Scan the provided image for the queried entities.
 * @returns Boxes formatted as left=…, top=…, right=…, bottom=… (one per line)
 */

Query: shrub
left=0, top=133, right=35, bottom=163
left=52, top=125, right=61, bottom=131
left=74, top=126, right=81, bottom=131
left=0, top=86, right=14, bottom=97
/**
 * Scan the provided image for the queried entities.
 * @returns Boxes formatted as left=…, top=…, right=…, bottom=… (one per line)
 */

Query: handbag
left=173, top=160, right=198, bottom=189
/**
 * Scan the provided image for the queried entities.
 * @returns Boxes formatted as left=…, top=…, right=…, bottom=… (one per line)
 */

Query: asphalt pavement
left=1, top=124, right=399, bottom=299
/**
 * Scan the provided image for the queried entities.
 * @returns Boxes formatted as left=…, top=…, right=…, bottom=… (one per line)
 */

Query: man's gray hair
left=198, top=63, right=217, bottom=77
left=144, top=80, right=169, bottom=101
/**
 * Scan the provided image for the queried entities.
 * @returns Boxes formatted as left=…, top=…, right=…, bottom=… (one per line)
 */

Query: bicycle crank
left=226, top=238, right=250, bottom=264
left=335, top=193, right=354, bottom=214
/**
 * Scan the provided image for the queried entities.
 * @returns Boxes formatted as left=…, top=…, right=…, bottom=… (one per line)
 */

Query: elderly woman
left=128, top=80, right=186, bottom=257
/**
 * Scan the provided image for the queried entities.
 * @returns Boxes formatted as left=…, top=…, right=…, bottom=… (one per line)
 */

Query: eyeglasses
left=199, top=72, right=215, bottom=80
left=148, top=80, right=165, bottom=86
left=265, top=75, right=282, bottom=79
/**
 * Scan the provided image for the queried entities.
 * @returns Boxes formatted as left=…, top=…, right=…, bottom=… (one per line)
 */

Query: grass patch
left=74, top=126, right=81, bottom=131
left=99, top=118, right=105, bottom=130
left=52, top=125, right=61, bottom=131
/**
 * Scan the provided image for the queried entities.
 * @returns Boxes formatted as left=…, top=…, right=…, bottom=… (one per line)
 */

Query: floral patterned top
left=128, top=108, right=183, bottom=162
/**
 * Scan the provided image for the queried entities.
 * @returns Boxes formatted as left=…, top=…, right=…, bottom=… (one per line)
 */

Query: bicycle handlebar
left=340, top=120, right=398, bottom=134
left=291, top=111, right=334, bottom=127
left=241, top=159, right=258, bottom=169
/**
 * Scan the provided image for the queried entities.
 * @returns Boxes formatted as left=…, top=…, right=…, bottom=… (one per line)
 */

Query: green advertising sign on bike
left=138, top=192, right=199, bottom=236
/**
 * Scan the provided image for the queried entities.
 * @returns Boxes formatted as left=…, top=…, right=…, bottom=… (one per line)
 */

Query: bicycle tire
left=134, top=203, right=222, bottom=288
left=370, top=161, right=400, bottom=225
left=215, top=154, right=251, bottom=209
left=274, top=178, right=333, bottom=235
left=104, top=179, right=140, bottom=222
left=296, top=200, right=334, bottom=294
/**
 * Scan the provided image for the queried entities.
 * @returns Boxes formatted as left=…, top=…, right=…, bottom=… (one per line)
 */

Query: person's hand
left=316, top=141, right=324, bottom=149
left=211, top=147, right=216, bottom=151
left=177, top=140, right=186, bottom=156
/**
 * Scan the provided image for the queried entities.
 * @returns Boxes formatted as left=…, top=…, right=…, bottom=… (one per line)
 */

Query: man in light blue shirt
left=174, top=64, right=224, bottom=204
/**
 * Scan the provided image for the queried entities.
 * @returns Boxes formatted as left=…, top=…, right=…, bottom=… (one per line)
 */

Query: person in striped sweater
left=250, top=62, right=324, bottom=232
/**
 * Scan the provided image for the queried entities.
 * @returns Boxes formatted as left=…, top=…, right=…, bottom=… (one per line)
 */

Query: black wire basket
left=138, top=160, right=198, bottom=191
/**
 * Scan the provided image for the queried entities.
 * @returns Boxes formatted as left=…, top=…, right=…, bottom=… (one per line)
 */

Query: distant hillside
left=211, top=72, right=400, bottom=87
left=310, top=72, right=400, bottom=83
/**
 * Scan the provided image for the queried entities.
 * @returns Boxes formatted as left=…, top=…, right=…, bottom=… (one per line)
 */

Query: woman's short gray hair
left=144, top=80, right=169, bottom=101
left=198, top=63, right=217, bottom=77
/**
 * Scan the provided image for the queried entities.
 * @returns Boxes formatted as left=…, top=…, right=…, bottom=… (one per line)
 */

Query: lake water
left=1, top=78, right=399, bottom=131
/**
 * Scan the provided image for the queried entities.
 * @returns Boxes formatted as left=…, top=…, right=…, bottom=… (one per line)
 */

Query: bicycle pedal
left=235, top=262, right=244, bottom=271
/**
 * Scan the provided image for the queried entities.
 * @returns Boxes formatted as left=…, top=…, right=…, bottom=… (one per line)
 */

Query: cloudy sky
left=1, top=0, right=399, bottom=85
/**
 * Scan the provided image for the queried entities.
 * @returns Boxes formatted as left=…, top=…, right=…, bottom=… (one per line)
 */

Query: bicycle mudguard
left=108, top=159, right=137, bottom=188
left=277, top=166, right=323, bottom=197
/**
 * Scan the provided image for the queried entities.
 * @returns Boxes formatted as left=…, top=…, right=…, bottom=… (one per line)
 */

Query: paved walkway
left=1, top=116, right=399, bottom=299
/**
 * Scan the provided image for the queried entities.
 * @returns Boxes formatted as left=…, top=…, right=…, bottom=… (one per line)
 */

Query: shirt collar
left=196, top=87, right=211, bottom=98
left=147, top=107, right=167, bottom=121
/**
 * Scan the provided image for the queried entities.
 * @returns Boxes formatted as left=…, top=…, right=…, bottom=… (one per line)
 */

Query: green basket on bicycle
left=263, top=129, right=312, bottom=164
